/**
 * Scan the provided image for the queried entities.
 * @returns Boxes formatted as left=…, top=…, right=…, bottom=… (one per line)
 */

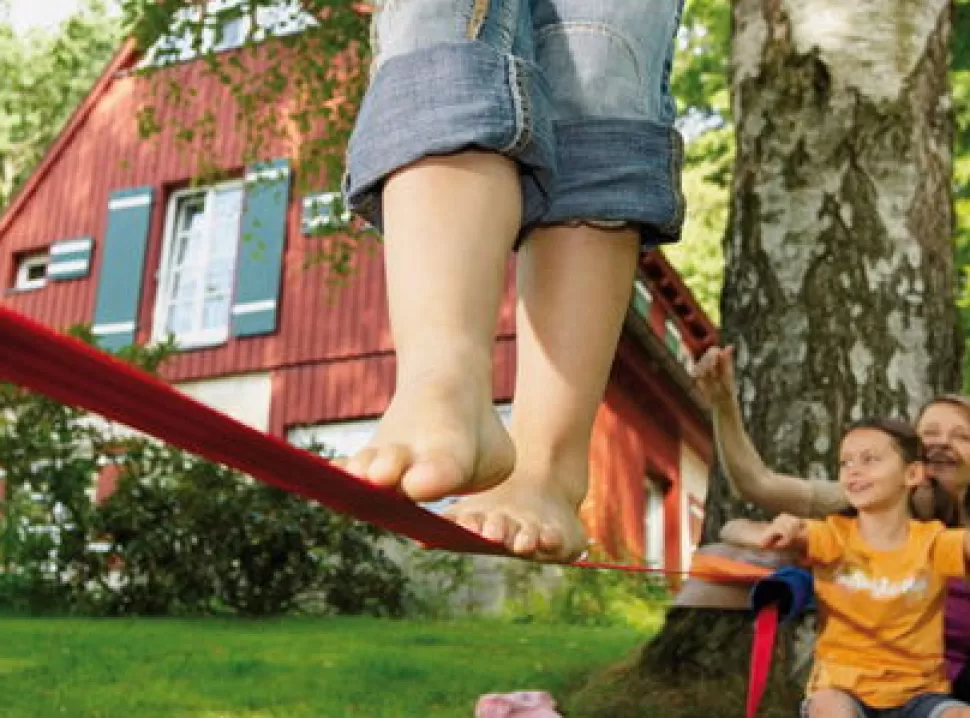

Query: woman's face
left=916, top=402, right=970, bottom=496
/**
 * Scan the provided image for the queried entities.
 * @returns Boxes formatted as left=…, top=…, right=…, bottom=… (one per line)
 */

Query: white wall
left=176, top=373, right=273, bottom=432
left=680, top=443, right=709, bottom=571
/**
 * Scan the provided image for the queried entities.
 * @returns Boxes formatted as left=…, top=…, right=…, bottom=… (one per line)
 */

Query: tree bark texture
left=642, top=0, right=957, bottom=685
left=723, top=0, right=956, bottom=491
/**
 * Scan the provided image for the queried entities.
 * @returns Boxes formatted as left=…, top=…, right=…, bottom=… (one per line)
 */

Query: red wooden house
left=0, top=2, right=717, bottom=574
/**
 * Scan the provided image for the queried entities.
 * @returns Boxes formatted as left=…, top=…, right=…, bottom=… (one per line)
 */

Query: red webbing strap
left=0, top=307, right=783, bottom=593
left=0, top=307, right=504, bottom=555
left=746, top=603, right=779, bottom=718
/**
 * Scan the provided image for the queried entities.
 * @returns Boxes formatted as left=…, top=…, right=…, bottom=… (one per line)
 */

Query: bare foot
left=341, top=374, right=514, bottom=503
left=443, top=453, right=589, bottom=562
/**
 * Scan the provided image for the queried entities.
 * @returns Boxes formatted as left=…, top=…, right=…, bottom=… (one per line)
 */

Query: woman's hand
left=692, top=345, right=738, bottom=408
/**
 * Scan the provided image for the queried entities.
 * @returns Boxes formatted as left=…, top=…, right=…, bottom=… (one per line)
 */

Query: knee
left=805, top=689, right=856, bottom=718
left=941, top=707, right=970, bottom=717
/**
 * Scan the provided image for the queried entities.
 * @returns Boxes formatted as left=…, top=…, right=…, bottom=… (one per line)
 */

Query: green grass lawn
left=0, top=617, right=644, bottom=718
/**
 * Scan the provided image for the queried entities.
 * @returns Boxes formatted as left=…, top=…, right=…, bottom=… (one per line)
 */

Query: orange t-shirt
left=806, top=516, right=966, bottom=708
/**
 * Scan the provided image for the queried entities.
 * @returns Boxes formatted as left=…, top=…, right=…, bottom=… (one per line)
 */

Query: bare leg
left=446, top=224, right=639, bottom=561
left=804, top=690, right=859, bottom=718
left=343, top=151, right=517, bottom=501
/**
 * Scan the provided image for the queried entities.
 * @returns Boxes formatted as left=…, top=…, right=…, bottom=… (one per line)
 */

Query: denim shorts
left=343, top=0, right=686, bottom=249
left=800, top=692, right=968, bottom=718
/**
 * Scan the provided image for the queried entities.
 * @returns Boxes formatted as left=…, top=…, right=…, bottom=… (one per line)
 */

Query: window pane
left=169, top=271, right=183, bottom=300
left=159, top=185, right=240, bottom=346
left=179, top=198, right=205, bottom=233
left=174, top=235, right=194, bottom=266
left=205, top=259, right=233, bottom=296
left=213, top=16, right=246, bottom=50
left=210, top=188, right=242, bottom=257
left=202, top=296, right=230, bottom=331
left=213, top=185, right=243, bottom=215
left=166, top=302, right=194, bottom=336
left=174, top=236, right=187, bottom=266
left=173, top=273, right=199, bottom=302
left=211, top=225, right=238, bottom=258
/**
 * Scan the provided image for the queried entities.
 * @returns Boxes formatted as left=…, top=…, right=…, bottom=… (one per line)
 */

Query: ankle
left=511, top=444, right=590, bottom=507
left=396, top=343, right=493, bottom=395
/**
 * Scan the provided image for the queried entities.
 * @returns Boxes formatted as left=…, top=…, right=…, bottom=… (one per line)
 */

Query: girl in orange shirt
left=723, top=419, right=970, bottom=718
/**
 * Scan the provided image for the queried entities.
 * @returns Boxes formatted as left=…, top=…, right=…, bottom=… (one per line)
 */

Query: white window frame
left=14, top=251, right=49, bottom=291
left=207, top=0, right=250, bottom=52
left=139, top=5, right=202, bottom=68
left=684, top=494, right=705, bottom=563
left=251, top=0, right=317, bottom=41
left=152, top=181, right=244, bottom=350
left=645, top=480, right=665, bottom=568
left=139, top=0, right=318, bottom=68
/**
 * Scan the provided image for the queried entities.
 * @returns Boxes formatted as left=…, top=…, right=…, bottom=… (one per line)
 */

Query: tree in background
left=665, top=0, right=733, bottom=324
left=0, top=0, right=122, bottom=210
left=954, top=1, right=970, bottom=393
left=629, top=0, right=960, bottom=712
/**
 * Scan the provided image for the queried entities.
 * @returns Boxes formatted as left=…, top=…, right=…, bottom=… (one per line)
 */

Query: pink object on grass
left=474, top=691, right=563, bottom=717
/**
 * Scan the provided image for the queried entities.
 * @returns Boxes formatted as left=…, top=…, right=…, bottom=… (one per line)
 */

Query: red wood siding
left=583, top=334, right=712, bottom=579
left=0, top=50, right=517, bottom=401
left=268, top=336, right=517, bottom=435
left=0, top=41, right=712, bottom=575
left=585, top=340, right=680, bottom=560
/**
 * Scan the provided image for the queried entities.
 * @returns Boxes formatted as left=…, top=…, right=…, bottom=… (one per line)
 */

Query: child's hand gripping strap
left=746, top=566, right=815, bottom=718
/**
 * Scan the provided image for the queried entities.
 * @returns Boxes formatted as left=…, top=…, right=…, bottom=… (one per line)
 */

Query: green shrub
left=504, top=559, right=670, bottom=630
left=84, top=448, right=408, bottom=617
left=0, top=325, right=409, bottom=617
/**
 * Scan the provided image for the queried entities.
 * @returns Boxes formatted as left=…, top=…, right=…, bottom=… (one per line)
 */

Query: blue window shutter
left=92, top=187, right=155, bottom=351
left=232, top=158, right=290, bottom=337
left=48, top=236, right=94, bottom=281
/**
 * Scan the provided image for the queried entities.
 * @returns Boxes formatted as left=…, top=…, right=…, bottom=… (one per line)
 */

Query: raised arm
left=693, top=346, right=847, bottom=518
left=721, top=514, right=809, bottom=553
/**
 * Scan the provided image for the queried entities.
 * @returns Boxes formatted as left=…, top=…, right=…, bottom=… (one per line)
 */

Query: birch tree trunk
left=640, top=0, right=957, bottom=683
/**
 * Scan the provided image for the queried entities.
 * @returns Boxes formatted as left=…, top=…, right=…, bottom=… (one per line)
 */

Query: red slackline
left=1, top=305, right=787, bottom=715
left=0, top=308, right=774, bottom=570
left=0, top=306, right=782, bottom=580
left=0, top=306, right=505, bottom=555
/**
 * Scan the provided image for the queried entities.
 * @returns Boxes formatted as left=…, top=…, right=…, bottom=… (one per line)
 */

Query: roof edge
left=640, top=249, right=720, bottom=349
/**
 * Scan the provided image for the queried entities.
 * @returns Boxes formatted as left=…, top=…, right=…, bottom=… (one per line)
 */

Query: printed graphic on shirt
left=829, top=563, right=931, bottom=601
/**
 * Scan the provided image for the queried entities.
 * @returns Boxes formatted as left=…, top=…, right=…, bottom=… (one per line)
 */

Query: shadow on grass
left=563, top=651, right=802, bottom=718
